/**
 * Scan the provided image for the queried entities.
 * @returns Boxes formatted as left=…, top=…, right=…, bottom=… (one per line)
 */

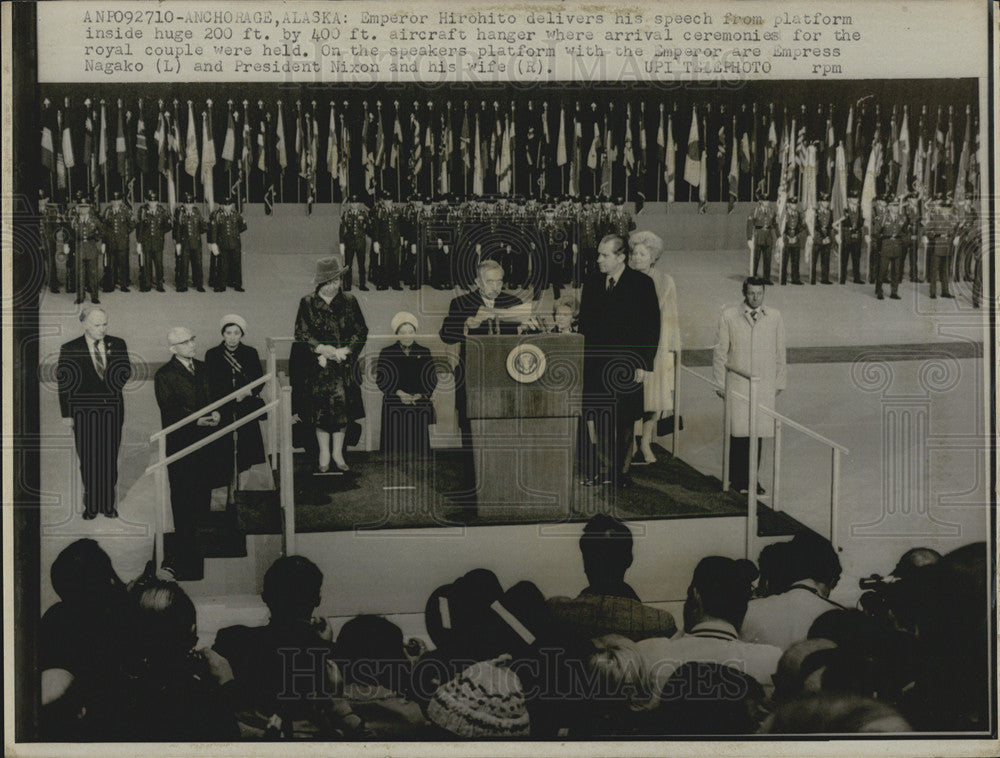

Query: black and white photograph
left=4, top=0, right=997, bottom=754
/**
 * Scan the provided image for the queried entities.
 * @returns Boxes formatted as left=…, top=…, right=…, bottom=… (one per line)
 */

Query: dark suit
left=376, top=341, right=439, bottom=458
left=57, top=334, right=131, bottom=516
left=154, top=356, right=216, bottom=570
left=578, top=266, right=660, bottom=483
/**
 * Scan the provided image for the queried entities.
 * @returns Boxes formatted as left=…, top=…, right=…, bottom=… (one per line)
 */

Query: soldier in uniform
left=40, top=189, right=69, bottom=294
left=609, top=196, right=636, bottom=240
left=903, top=189, right=923, bottom=283
left=579, top=197, right=600, bottom=283
left=339, top=195, right=370, bottom=292
left=876, top=195, right=906, bottom=300
left=173, top=191, right=207, bottom=292
left=955, top=198, right=978, bottom=283
left=398, top=195, right=421, bottom=290
left=419, top=195, right=437, bottom=288
left=70, top=197, right=105, bottom=305
left=747, top=190, right=777, bottom=285
left=868, top=191, right=890, bottom=284
left=924, top=192, right=956, bottom=299
left=208, top=195, right=248, bottom=292
left=840, top=191, right=865, bottom=284
left=780, top=196, right=806, bottom=285
left=101, top=190, right=135, bottom=292
left=369, top=192, right=401, bottom=290
left=811, top=191, right=834, bottom=285
left=430, top=197, right=453, bottom=290
left=136, top=189, right=171, bottom=292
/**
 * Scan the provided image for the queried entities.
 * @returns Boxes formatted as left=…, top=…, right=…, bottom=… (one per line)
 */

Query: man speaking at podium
left=440, top=259, right=531, bottom=514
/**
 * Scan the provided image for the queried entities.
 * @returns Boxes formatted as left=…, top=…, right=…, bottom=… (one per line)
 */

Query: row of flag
left=41, top=96, right=981, bottom=211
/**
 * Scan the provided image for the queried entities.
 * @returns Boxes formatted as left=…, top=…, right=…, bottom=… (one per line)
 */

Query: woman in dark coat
left=205, top=313, right=266, bottom=484
left=376, top=311, right=438, bottom=460
left=294, top=256, right=369, bottom=472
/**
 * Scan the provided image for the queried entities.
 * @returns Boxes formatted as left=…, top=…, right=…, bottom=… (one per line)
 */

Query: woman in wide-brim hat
left=293, top=255, right=369, bottom=472
left=204, top=313, right=267, bottom=485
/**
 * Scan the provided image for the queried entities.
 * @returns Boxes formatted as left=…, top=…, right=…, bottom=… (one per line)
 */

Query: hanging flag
left=831, top=142, right=847, bottom=224
left=155, top=110, right=167, bottom=176
left=296, top=108, right=307, bottom=179
left=760, top=116, right=775, bottom=180
left=844, top=106, right=854, bottom=179
left=184, top=102, right=199, bottom=177
left=83, top=108, right=94, bottom=177
left=623, top=104, right=635, bottom=175
left=744, top=114, right=758, bottom=175
left=556, top=104, right=567, bottom=167
left=825, top=118, right=836, bottom=187
left=498, top=114, right=512, bottom=194
left=61, top=107, right=76, bottom=171
left=375, top=108, right=386, bottom=170
left=954, top=110, right=971, bottom=203
left=538, top=103, right=549, bottom=194
left=202, top=108, right=216, bottom=208
left=221, top=108, right=236, bottom=172
left=257, top=118, right=266, bottom=173
left=698, top=119, right=707, bottom=212
left=439, top=111, right=451, bottom=194
left=587, top=121, right=599, bottom=172
left=683, top=106, right=700, bottom=187
left=967, top=118, right=980, bottom=198
left=276, top=104, right=287, bottom=169
left=361, top=108, right=374, bottom=195
left=895, top=109, right=910, bottom=198
left=459, top=107, right=470, bottom=174
left=41, top=108, right=55, bottom=173
left=664, top=113, right=675, bottom=202
left=944, top=113, right=955, bottom=192
left=166, top=110, right=180, bottom=209
left=568, top=113, right=581, bottom=197
left=861, top=128, right=882, bottom=222
left=390, top=107, right=403, bottom=171
left=307, top=111, right=318, bottom=211
left=636, top=106, right=647, bottom=194
left=913, top=118, right=926, bottom=196
left=852, top=110, right=864, bottom=183
left=491, top=112, right=501, bottom=175
left=410, top=112, right=422, bottom=179
left=656, top=106, right=665, bottom=169
left=135, top=111, right=147, bottom=175
left=472, top=111, right=483, bottom=195
left=728, top=119, right=739, bottom=213
left=339, top=114, right=351, bottom=194
left=600, top=118, right=614, bottom=197
left=326, top=104, right=338, bottom=178
left=115, top=107, right=127, bottom=179
left=98, top=102, right=108, bottom=169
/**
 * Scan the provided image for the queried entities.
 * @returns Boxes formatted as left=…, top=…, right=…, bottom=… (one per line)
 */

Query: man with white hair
left=57, top=307, right=132, bottom=519
left=154, top=327, right=220, bottom=579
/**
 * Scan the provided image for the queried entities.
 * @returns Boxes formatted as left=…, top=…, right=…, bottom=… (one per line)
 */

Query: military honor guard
left=40, top=188, right=69, bottom=294
left=903, top=188, right=923, bottom=283
left=136, top=189, right=171, bottom=292
left=70, top=196, right=105, bottom=305
left=811, top=192, right=834, bottom=285
left=747, top=191, right=777, bottom=285
left=339, top=195, right=369, bottom=292
left=780, top=196, right=805, bottom=286
left=101, top=190, right=135, bottom=293
left=173, top=192, right=208, bottom=292
left=208, top=195, right=248, bottom=292
left=369, top=192, right=402, bottom=290
left=875, top=194, right=906, bottom=300
left=840, top=191, right=865, bottom=284
left=924, top=192, right=956, bottom=300
left=397, top=195, right=421, bottom=290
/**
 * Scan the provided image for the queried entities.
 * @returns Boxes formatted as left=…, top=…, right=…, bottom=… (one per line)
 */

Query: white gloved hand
left=372, top=241, right=381, bottom=254
left=101, top=243, right=107, bottom=253
left=175, top=243, right=181, bottom=255
left=62, top=243, right=71, bottom=255
left=136, top=243, right=143, bottom=256
left=339, top=242, right=345, bottom=255
left=211, top=243, right=220, bottom=256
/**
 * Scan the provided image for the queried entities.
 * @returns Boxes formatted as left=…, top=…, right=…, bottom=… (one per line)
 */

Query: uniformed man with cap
left=136, top=189, right=171, bottom=292
left=840, top=191, right=865, bottom=285
left=100, top=189, right=135, bottom=292
left=70, top=196, right=105, bottom=305
left=339, top=194, right=369, bottom=292
left=397, top=194, right=421, bottom=289
left=780, top=196, right=805, bottom=285
left=747, top=189, right=777, bottom=285
left=903, top=188, right=923, bottom=283
left=868, top=191, right=890, bottom=284
left=40, top=188, right=69, bottom=294
left=173, top=191, right=208, bottom=292
left=208, top=195, right=248, bottom=292
left=924, top=192, right=956, bottom=299
left=368, top=191, right=401, bottom=290
left=811, top=191, right=834, bottom=285
left=875, top=194, right=907, bottom=300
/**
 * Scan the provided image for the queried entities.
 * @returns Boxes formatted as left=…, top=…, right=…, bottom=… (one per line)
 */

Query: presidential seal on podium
left=506, top=343, right=546, bottom=384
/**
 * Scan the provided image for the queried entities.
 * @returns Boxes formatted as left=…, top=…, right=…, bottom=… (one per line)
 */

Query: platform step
left=234, top=488, right=282, bottom=534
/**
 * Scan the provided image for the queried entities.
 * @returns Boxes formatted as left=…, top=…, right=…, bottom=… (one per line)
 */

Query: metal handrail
left=145, top=399, right=279, bottom=475
left=149, top=372, right=272, bottom=442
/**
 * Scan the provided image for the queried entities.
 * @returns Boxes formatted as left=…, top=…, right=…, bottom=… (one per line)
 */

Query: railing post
left=830, top=448, right=841, bottom=551
left=747, top=376, right=760, bottom=560
left=721, top=370, right=731, bottom=492
left=772, top=419, right=782, bottom=513
left=155, top=436, right=168, bottom=568
left=267, top=341, right=278, bottom=470
left=280, top=384, right=296, bottom=556
left=671, top=351, right=680, bottom=458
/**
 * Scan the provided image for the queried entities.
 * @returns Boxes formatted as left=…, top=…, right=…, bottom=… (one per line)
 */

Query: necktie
left=751, top=309, right=760, bottom=323
left=184, top=359, right=195, bottom=375
left=93, top=340, right=106, bottom=379
left=606, top=276, right=615, bottom=292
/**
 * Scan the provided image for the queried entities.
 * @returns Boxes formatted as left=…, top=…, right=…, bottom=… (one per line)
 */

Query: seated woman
left=205, top=313, right=267, bottom=488
left=628, top=230, right=681, bottom=464
left=550, top=297, right=578, bottom=333
left=376, top=312, right=438, bottom=463
left=293, top=256, right=369, bottom=473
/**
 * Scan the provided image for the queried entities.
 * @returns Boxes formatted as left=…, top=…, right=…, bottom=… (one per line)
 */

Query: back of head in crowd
left=650, top=661, right=765, bottom=735
left=51, top=538, right=125, bottom=605
left=133, top=580, right=198, bottom=665
left=684, top=556, right=758, bottom=632
left=262, top=555, right=323, bottom=622
left=336, top=614, right=409, bottom=695
left=786, top=532, right=842, bottom=590
left=586, top=634, right=654, bottom=719
left=760, top=692, right=912, bottom=734
left=579, top=514, right=633, bottom=589
left=755, top=541, right=796, bottom=597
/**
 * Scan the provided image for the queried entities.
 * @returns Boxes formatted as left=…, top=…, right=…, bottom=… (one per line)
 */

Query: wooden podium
left=464, top=333, right=583, bottom=519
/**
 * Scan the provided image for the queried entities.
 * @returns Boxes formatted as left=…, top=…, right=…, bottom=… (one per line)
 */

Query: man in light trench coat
left=712, top=276, right=787, bottom=495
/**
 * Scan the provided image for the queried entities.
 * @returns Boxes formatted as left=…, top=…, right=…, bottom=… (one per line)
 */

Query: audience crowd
left=40, top=520, right=989, bottom=740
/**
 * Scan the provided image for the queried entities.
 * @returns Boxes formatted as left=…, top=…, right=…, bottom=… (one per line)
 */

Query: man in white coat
left=713, top=277, right=787, bottom=495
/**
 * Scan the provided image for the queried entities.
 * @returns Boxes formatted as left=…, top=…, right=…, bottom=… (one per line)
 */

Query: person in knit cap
left=426, top=655, right=530, bottom=739
left=376, top=311, right=438, bottom=464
